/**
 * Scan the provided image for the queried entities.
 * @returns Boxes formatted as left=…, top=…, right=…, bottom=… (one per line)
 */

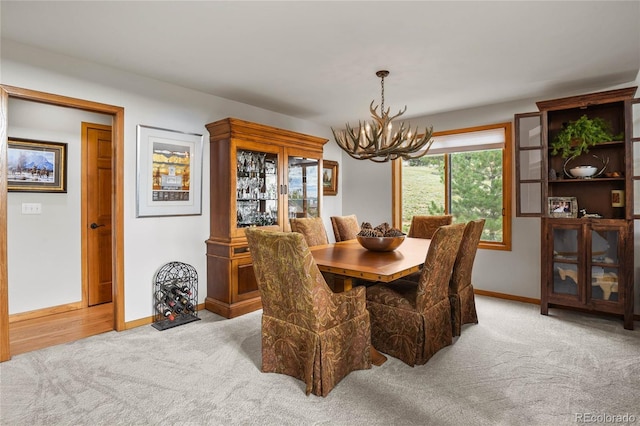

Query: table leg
left=371, top=347, right=387, bottom=366
left=332, top=276, right=353, bottom=293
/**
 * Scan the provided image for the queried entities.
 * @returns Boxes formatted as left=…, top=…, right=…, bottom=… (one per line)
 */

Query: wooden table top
left=309, top=237, right=431, bottom=283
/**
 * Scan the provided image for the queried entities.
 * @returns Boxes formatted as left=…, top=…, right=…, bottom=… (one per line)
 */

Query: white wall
left=2, top=40, right=339, bottom=321
left=3, top=39, right=638, bottom=322
left=342, top=84, right=640, bottom=313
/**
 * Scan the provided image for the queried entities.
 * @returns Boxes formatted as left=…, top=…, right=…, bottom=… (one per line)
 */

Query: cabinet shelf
left=549, top=177, right=625, bottom=183
left=547, top=140, right=624, bottom=153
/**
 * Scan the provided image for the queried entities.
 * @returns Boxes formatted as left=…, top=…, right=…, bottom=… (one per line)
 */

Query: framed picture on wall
left=7, top=138, right=67, bottom=193
left=548, top=196, right=578, bottom=218
left=322, top=160, right=338, bottom=196
left=136, top=125, right=204, bottom=217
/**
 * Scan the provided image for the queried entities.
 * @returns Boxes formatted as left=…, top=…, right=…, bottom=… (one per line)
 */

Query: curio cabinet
left=204, top=118, right=327, bottom=318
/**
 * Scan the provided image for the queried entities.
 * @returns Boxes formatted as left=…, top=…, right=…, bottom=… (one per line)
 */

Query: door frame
left=0, top=85, right=125, bottom=361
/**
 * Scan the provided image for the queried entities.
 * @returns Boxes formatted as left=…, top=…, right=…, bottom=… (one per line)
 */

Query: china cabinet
left=515, top=87, right=639, bottom=329
left=204, top=118, right=327, bottom=318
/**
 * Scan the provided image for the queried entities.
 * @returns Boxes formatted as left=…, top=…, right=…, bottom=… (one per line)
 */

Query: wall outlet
left=21, top=203, right=42, bottom=214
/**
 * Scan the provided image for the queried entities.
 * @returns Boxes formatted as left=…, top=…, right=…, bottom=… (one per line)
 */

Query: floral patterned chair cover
left=330, top=214, right=360, bottom=242
left=245, top=228, right=371, bottom=396
left=404, top=215, right=454, bottom=283
left=449, top=219, right=485, bottom=336
left=289, top=217, right=329, bottom=247
left=407, top=215, right=453, bottom=239
left=366, top=223, right=465, bottom=366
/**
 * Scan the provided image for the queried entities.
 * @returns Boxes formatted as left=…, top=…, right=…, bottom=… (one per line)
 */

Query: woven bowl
left=356, top=235, right=406, bottom=252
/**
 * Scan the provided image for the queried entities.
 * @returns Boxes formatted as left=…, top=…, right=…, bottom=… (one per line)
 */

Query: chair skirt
left=261, top=313, right=371, bottom=396
left=367, top=285, right=453, bottom=366
left=450, top=284, right=478, bottom=336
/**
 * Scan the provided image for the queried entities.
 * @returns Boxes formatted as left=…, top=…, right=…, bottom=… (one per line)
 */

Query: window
left=392, top=122, right=512, bottom=250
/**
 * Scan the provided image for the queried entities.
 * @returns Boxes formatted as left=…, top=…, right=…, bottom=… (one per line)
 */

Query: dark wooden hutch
left=515, top=87, right=639, bottom=329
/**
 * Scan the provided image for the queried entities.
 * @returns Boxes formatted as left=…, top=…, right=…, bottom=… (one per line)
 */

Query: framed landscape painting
left=323, top=160, right=338, bottom=196
left=7, top=138, right=67, bottom=193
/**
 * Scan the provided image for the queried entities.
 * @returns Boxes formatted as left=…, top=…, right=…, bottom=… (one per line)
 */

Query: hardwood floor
left=9, top=303, right=114, bottom=356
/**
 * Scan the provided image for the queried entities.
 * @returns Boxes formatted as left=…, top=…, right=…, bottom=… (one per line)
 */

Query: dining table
left=309, top=237, right=431, bottom=292
left=309, top=237, right=432, bottom=366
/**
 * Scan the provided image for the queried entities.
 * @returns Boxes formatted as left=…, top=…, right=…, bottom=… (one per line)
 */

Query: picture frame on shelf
left=7, top=138, right=67, bottom=193
left=548, top=196, right=578, bottom=218
left=611, top=190, right=625, bottom=207
left=136, top=125, right=204, bottom=217
left=322, top=160, right=338, bottom=196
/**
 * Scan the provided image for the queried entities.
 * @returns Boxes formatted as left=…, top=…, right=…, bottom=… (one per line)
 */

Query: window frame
left=392, top=122, right=512, bottom=251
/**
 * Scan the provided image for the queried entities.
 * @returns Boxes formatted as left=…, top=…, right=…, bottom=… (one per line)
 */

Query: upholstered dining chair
left=366, top=223, right=465, bottom=367
left=404, top=215, right=454, bottom=283
left=330, top=214, right=360, bottom=242
left=245, top=228, right=371, bottom=396
left=449, top=218, right=485, bottom=336
left=289, top=217, right=329, bottom=247
left=407, top=215, right=453, bottom=239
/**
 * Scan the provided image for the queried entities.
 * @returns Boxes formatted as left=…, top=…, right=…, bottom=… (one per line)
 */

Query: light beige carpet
left=1, top=296, right=639, bottom=426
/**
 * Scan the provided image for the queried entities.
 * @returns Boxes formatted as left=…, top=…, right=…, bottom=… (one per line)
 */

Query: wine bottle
left=162, top=283, right=186, bottom=297
left=184, top=302, right=195, bottom=313
left=165, top=295, right=184, bottom=313
left=155, top=302, right=174, bottom=320
left=162, top=284, right=179, bottom=294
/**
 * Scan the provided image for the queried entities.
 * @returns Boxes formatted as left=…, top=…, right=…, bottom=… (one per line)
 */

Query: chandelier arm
left=385, top=105, right=408, bottom=123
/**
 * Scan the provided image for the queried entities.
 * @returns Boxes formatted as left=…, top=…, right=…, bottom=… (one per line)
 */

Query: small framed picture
left=548, top=196, right=578, bottom=218
left=611, top=190, right=625, bottom=207
left=7, top=138, right=67, bottom=193
left=322, top=160, right=338, bottom=196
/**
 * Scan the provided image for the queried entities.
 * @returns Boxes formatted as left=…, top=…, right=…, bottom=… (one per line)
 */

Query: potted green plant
left=550, top=115, right=615, bottom=159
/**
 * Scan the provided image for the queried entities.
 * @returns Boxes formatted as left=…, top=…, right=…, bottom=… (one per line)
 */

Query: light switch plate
left=21, top=203, right=42, bottom=214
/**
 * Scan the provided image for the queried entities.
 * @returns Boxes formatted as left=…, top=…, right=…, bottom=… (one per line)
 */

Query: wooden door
left=84, top=123, right=113, bottom=306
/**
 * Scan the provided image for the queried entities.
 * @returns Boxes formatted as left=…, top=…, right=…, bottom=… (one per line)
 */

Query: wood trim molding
left=536, top=86, right=637, bottom=111
left=9, top=302, right=84, bottom=323
left=476, top=289, right=640, bottom=323
left=0, top=84, right=125, bottom=361
left=474, top=288, right=540, bottom=305
left=0, top=88, right=9, bottom=362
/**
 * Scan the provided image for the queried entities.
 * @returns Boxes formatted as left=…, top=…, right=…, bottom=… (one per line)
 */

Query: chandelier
left=332, top=70, right=434, bottom=163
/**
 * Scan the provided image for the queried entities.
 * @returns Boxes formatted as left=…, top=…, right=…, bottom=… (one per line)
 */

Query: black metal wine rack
left=152, top=261, right=201, bottom=331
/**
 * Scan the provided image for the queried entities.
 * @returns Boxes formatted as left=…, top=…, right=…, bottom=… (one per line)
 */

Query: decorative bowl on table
left=356, top=235, right=406, bottom=252
left=356, top=221, right=406, bottom=252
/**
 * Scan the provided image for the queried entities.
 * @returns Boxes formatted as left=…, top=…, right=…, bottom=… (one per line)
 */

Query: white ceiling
left=2, top=1, right=639, bottom=128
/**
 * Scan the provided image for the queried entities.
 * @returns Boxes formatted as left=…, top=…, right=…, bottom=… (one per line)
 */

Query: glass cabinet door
left=236, top=149, right=279, bottom=228
left=287, top=155, right=320, bottom=219
left=551, top=226, right=580, bottom=297
left=589, top=228, right=620, bottom=302
left=631, top=98, right=640, bottom=218
left=515, top=112, right=544, bottom=216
